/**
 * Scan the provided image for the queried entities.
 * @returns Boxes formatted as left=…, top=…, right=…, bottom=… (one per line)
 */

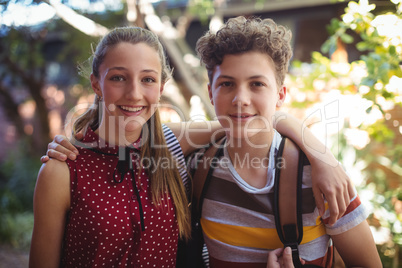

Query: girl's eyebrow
left=108, top=66, right=127, bottom=71
left=107, top=67, right=158, bottom=74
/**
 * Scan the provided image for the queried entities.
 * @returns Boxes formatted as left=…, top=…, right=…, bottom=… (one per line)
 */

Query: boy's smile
left=208, top=51, right=286, bottom=141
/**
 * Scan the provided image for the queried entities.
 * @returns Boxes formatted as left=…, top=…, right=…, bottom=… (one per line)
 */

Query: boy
left=192, top=16, right=381, bottom=267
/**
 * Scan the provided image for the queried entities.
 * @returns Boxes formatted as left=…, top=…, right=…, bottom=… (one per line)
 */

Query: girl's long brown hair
left=73, top=26, right=190, bottom=240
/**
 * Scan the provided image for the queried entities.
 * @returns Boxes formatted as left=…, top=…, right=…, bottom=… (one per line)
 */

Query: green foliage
left=0, top=212, right=34, bottom=249
left=0, top=139, right=41, bottom=249
left=288, top=0, right=402, bottom=264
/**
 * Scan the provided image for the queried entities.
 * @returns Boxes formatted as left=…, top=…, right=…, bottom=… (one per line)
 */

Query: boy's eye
left=251, top=81, right=265, bottom=87
left=220, top=81, right=232, bottom=87
left=110, top=75, right=125, bottom=82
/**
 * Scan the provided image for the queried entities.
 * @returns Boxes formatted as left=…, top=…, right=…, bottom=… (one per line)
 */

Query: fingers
left=281, top=247, right=295, bottom=268
left=47, top=135, right=78, bottom=161
left=74, top=132, right=84, bottom=141
left=53, top=135, right=79, bottom=155
left=347, top=176, right=355, bottom=200
left=47, top=149, right=69, bottom=161
left=323, top=180, right=351, bottom=226
left=40, top=155, right=49, bottom=163
left=267, top=248, right=295, bottom=268
left=267, top=248, right=283, bottom=268
left=312, top=187, right=325, bottom=216
left=325, top=192, right=340, bottom=226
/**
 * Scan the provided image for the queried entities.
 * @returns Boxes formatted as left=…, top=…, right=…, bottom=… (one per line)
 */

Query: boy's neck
left=225, top=131, right=275, bottom=188
left=226, top=131, right=275, bottom=162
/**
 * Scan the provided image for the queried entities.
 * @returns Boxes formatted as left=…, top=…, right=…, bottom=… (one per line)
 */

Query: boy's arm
left=331, top=220, right=382, bottom=267
left=42, top=121, right=224, bottom=162
left=29, top=160, right=70, bottom=268
left=42, top=133, right=82, bottom=162
left=274, top=111, right=354, bottom=225
left=42, top=112, right=353, bottom=225
left=164, top=121, right=225, bottom=157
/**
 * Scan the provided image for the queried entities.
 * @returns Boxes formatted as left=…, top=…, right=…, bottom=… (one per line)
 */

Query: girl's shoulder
left=39, top=158, right=70, bottom=179
left=36, top=159, right=70, bottom=210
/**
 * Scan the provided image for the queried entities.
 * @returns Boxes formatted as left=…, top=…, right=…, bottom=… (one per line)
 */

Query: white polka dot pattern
left=64, top=128, right=180, bottom=267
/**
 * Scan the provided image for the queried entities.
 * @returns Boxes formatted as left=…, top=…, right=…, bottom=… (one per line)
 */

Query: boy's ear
left=208, top=83, right=214, bottom=105
left=90, top=73, right=102, bottom=98
left=276, top=85, right=287, bottom=107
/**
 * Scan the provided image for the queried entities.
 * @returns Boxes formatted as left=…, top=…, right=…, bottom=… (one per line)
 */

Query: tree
left=286, top=0, right=402, bottom=266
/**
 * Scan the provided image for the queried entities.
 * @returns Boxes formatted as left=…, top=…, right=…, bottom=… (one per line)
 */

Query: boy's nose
left=232, top=88, right=250, bottom=106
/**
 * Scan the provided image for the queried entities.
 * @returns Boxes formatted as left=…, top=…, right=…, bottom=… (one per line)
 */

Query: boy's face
left=208, top=51, right=286, bottom=140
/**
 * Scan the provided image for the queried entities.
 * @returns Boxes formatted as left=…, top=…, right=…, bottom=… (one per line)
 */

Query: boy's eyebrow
left=216, top=74, right=269, bottom=80
left=216, top=74, right=235, bottom=80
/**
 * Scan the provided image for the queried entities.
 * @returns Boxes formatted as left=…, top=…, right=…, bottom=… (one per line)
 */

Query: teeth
left=233, top=115, right=250, bottom=118
left=120, top=106, right=143, bottom=112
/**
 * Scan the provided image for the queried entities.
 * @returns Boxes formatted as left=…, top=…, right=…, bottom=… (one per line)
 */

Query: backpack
left=177, top=136, right=330, bottom=268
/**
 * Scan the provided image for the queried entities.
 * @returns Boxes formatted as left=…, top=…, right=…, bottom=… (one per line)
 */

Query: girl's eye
left=143, top=77, right=156, bottom=83
left=110, top=76, right=125, bottom=82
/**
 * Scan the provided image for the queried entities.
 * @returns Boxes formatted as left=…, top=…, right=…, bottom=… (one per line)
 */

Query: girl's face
left=91, top=42, right=163, bottom=143
left=208, top=51, right=286, bottom=141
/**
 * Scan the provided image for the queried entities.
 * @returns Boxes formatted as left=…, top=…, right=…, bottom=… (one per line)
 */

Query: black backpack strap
left=176, top=137, right=225, bottom=268
left=274, top=137, right=305, bottom=268
left=192, top=137, right=226, bottom=218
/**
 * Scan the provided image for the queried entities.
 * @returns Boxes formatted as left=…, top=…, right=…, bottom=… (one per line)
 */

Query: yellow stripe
left=201, top=218, right=326, bottom=249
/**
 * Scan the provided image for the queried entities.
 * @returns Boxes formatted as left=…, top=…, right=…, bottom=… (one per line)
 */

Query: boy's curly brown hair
left=196, top=16, right=293, bottom=88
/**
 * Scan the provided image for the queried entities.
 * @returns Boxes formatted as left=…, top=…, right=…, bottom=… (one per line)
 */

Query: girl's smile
left=91, top=42, right=163, bottom=144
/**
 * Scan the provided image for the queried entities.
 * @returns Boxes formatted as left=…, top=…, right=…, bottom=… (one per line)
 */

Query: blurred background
left=0, top=0, right=401, bottom=267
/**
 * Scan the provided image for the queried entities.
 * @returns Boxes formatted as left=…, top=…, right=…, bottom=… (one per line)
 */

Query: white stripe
left=162, top=124, right=189, bottom=191
left=202, top=198, right=276, bottom=228
left=204, top=234, right=268, bottom=263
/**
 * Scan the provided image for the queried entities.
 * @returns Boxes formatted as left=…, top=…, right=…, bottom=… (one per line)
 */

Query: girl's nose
left=126, top=81, right=142, bottom=100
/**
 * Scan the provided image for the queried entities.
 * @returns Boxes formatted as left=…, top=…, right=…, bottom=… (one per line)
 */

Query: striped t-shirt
left=189, top=130, right=367, bottom=268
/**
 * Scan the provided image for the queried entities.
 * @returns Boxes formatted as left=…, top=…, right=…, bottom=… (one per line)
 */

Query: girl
left=30, top=26, right=193, bottom=268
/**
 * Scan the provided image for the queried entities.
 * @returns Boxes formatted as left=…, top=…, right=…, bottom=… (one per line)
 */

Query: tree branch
left=42, top=0, right=109, bottom=37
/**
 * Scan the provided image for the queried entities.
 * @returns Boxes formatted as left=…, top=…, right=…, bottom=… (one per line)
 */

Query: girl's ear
left=208, top=83, right=214, bottom=105
left=159, top=83, right=164, bottom=96
left=276, top=85, right=287, bottom=107
left=90, top=73, right=102, bottom=98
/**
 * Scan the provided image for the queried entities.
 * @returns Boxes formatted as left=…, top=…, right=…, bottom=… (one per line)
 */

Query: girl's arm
left=29, top=160, right=70, bottom=268
left=331, top=220, right=382, bottom=267
left=274, top=111, right=354, bottom=225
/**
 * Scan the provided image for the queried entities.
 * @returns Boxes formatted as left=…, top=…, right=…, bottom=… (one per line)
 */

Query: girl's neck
left=95, top=122, right=141, bottom=147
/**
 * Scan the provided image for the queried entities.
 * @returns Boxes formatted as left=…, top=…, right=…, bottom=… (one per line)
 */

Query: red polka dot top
left=63, top=126, right=188, bottom=268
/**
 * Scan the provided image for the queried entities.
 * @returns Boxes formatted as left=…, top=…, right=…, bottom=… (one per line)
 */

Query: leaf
left=389, top=45, right=396, bottom=56
left=321, top=40, right=331, bottom=53
left=340, top=33, right=354, bottom=44
left=356, top=41, right=369, bottom=51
